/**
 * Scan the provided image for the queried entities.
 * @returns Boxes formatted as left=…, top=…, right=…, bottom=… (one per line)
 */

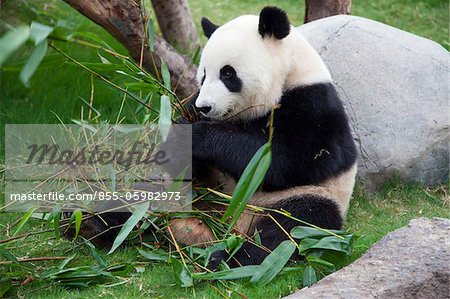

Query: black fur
left=191, top=83, right=357, bottom=190
left=200, top=68, right=206, bottom=85
left=220, top=195, right=343, bottom=266
left=196, top=106, right=212, bottom=114
left=219, top=65, right=242, bottom=92
left=63, top=211, right=131, bottom=249
left=201, top=17, right=219, bottom=38
left=258, top=7, right=290, bottom=39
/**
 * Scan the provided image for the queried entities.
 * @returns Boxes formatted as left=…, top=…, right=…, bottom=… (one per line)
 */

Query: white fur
left=196, top=15, right=332, bottom=121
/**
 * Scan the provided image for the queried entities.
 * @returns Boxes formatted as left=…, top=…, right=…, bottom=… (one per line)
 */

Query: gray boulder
left=284, top=217, right=450, bottom=299
left=298, top=16, right=449, bottom=191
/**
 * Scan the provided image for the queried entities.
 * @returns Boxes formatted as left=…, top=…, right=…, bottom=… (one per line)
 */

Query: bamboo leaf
left=160, top=59, right=171, bottom=90
left=53, top=206, right=61, bottom=240
left=191, top=45, right=201, bottom=65
left=13, top=207, right=37, bottom=236
left=194, top=241, right=227, bottom=267
left=148, top=18, right=155, bottom=52
left=58, top=254, right=76, bottom=270
left=84, top=238, right=107, bottom=267
left=291, top=226, right=347, bottom=239
left=299, top=235, right=353, bottom=255
left=108, top=202, right=149, bottom=254
left=250, top=240, right=296, bottom=285
left=72, top=61, right=126, bottom=72
left=78, top=96, right=101, bottom=117
left=158, top=95, right=172, bottom=141
left=97, top=52, right=111, bottom=64
left=20, top=41, right=48, bottom=87
left=222, top=143, right=271, bottom=233
left=254, top=229, right=262, bottom=246
left=73, top=31, right=112, bottom=49
left=73, top=209, right=82, bottom=240
left=29, top=22, right=53, bottom=45
left=0, top=26, right=30, bottom=67
left=222, top=143, right=271, bottom=220
left=138, top=249, right=170, bottom=262
left=170, top=258, right=193, bottom=287
left=306, top=255, right=335, bottom=270
left=192, top=265, right=259, bottom=280
left=302, top=265, right=317, bottom=287
left=124, top=82, right=159, bottom=93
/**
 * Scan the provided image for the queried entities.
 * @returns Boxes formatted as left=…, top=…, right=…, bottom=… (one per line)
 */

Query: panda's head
left=195, top=6, right=332, bottom=121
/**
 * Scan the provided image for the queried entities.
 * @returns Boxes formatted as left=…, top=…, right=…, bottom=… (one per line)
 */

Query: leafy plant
left=39, top=239, right=135, bottom=288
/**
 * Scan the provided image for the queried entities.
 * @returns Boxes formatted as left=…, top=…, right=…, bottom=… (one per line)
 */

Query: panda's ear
left=201, top=17, right=219, bottom=38
left=258, top=6, right=290, bottom=39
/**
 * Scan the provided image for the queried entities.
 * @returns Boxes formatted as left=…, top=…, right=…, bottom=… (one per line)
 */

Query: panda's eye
left=220, top=65, right=236, bottom=79
left=219, top=65, right=242, bottom=93
left=223, top=70, right=232, bottom=78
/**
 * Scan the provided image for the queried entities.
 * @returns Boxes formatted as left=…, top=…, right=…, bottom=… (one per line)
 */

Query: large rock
left=298, top=16, right=449, bottom=191
left=284, top=217, right=450, bottom=298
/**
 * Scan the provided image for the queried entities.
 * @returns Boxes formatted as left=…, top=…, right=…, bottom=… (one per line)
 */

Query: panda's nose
left=196, top=106, right=212, bottom=114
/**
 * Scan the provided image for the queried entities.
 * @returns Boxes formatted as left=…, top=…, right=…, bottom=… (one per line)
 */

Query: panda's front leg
left=191, top=120, right=267, bottom=180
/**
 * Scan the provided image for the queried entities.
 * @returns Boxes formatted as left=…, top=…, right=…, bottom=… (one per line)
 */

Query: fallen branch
left=0, top=256, right=67, bottom=265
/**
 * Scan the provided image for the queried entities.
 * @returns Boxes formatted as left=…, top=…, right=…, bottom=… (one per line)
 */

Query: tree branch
left=63, top=0, right=198, bottom=99
left=151, top=0, right=199, bottom=53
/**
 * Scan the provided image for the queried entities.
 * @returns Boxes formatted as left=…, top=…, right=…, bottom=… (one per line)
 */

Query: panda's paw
left=208, top=250, right=229, bottom=270
left=61, top=211, right=130, bottom=249
left=192, top=120, right=209, bottom=135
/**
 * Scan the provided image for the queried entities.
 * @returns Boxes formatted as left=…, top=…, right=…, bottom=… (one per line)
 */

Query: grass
left=0, top=0, right=449, bottom=298
left=1, top=180, right=448, bottom=298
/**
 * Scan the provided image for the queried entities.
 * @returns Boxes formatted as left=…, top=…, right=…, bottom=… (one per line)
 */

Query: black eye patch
left=219, top=65, right=242, bottom=92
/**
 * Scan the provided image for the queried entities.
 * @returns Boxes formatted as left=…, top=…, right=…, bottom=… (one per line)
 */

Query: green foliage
left=39, top=240, right=134, bottom=288
left=19, top=40, right=47, bottom=86
left=0, top=21, right=52, bottom=86
left=250, top=240, right=296, bottom=285
left=170, top=258, right=194, bottom=287
left=148, top=18, right=156, bottom=53
left=158, top=95, right=172, bottom=141
left=0, top=26, right=30, bottom=67
left=109, top=202, right=150, bottom=254
left=29, top=22, right=53, bottom=45
left=13, top=207, right=37, bottom=236
left=221, top=143, right=272, bottom=233
left=192, top=265, right=259, bottom=280
left=302, top=265, right=317, bottom=287
left=0, top=180, right=447, bottom=298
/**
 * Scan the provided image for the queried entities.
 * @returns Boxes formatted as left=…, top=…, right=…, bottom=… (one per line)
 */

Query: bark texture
left=304, top=0, right=351, bottom=23
left=63, top=0, right=198, bottom=98
left=151, top=0, right=199, bottom=53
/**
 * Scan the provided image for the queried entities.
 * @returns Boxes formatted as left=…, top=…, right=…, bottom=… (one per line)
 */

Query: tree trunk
left=151, top=0, right=199, bottom=53
left=304, top=0, right=351, bottom=23
left=63, top=0, right=198, bottom=99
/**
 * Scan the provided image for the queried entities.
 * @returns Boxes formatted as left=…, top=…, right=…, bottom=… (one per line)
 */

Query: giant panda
left=168, top=6, right=358, bottom=266
left=67, top=6, right=357, bottom=267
